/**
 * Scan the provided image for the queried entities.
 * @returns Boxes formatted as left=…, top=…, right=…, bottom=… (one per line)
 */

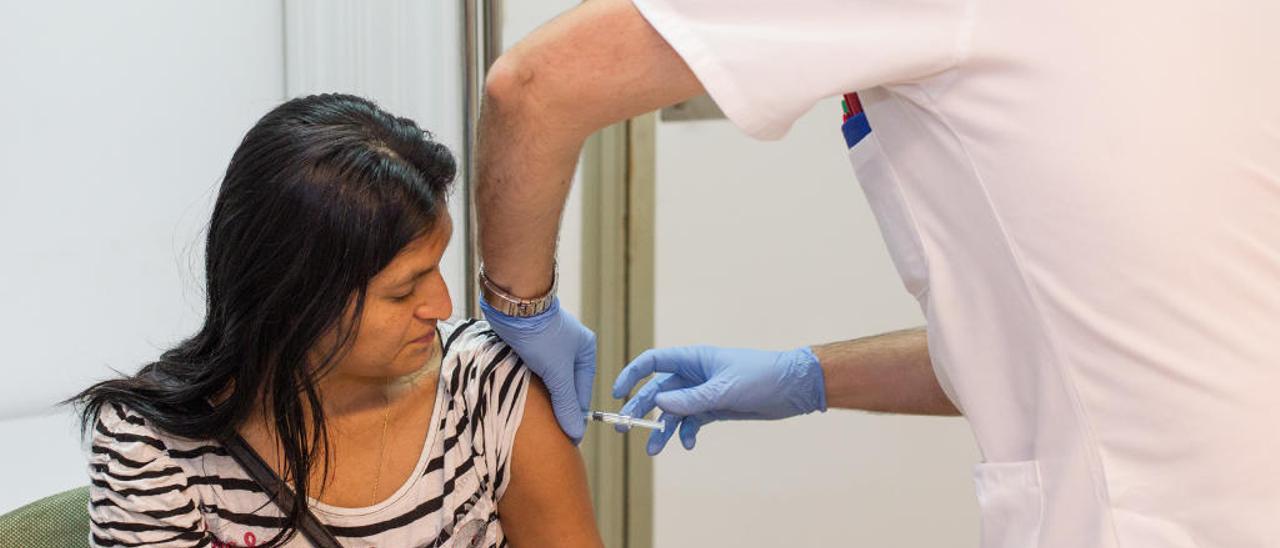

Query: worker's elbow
left=482, top=52, right=594, bottom=140
left=483, top=52, right=534, bottom=113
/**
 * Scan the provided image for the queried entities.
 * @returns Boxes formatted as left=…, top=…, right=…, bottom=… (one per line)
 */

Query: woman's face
left=319, top=213, right=455, bottom=381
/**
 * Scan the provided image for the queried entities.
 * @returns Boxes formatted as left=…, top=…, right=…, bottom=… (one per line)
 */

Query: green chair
left=0, top=486, right=90, bottom=548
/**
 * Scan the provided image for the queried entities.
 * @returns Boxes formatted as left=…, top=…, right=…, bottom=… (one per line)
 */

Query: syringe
left=587, top=410, right=665, bottom=432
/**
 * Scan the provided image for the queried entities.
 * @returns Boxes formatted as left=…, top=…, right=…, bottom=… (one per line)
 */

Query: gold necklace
left=370, top=346, right=433, bottom=505
left=370, top=392, right=391, bottom=505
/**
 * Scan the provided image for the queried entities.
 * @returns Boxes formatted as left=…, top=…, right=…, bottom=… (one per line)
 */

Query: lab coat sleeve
left=631, top=0, right=972, bottom=139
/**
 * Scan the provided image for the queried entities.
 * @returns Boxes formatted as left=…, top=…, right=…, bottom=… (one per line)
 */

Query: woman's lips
left=411, top=330, right=436, bottom=345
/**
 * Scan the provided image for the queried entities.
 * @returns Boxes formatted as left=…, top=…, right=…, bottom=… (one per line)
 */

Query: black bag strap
left=220, top=434, right=343, bottom=548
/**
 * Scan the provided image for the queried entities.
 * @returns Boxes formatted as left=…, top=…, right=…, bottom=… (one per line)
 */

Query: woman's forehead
left=377, top=219, right=453, bottom=283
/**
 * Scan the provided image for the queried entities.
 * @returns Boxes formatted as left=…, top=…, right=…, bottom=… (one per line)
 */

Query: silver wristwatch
left=479, top=263, right=557, bottom=317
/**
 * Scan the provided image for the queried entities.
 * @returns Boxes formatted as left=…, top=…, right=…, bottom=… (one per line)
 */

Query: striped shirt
left=86, top=319, right=530, bottom=548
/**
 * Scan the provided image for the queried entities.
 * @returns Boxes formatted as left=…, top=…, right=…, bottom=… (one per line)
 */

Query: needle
left=586, top=410, right=665, bottom=432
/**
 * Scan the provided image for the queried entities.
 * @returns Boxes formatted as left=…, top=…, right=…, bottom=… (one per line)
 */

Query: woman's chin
left=389, top=348, right=437, bottom=377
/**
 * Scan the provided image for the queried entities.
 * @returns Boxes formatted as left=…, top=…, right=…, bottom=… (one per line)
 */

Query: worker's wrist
left=480, top=260, right=556, bottom=300
left=783, top=346, right=828, bottom=414
left=480, top=295, right=561, bottom=331
left=479, top=261, right=557, bottom=317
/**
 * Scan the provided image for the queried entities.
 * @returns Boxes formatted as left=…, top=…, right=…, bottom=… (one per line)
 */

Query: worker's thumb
left=548, top=388, right=587, bottom=443
left=654, top=383, right=722, bottom=416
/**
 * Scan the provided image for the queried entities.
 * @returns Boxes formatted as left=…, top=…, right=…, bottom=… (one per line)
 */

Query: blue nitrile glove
left=482, top=297, right=596, bottom=443
left=611, top=345, right=826, bottom=455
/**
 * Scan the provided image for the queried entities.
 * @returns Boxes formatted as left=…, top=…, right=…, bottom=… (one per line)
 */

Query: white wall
left=651, top=100, right=983, bottom=547
left=0, top=1, right=285, bottom=513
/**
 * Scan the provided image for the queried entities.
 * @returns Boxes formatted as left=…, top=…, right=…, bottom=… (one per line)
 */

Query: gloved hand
left=611, top=345, right=826, bottom=455
left=482, top=297, right=596, bottom=443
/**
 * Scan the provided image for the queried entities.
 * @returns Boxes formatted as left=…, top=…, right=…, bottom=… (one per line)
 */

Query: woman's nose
left=414, top=277, right=453, bottom=320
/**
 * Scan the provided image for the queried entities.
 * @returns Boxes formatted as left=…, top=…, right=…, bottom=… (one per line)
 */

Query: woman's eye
left=391, top=292, right=413, bottom=302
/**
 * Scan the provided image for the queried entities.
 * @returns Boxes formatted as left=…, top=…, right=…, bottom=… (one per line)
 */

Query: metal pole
left=483, top=0, right=504, bottom=68
left=461, top=0, right=503, bottom=319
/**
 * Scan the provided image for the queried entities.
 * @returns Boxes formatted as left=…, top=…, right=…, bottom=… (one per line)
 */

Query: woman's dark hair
left=70, top=93, right=455, bottom=545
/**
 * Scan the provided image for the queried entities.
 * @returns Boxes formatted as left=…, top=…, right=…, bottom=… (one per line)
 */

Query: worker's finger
left=618, top=374, right=688, bottom=432
left=654, top=381, right=722, bottom=417
left=618, top=374, right=662, bottom=418
left=646, top=412, right=682, bottom=456
left=679, top=414, right=708, bottom=450
left=574, top=338, right=597, bottom=412
left=612, top=347, right=695, bottom=399
left=548, top=389, right=587, bottom=442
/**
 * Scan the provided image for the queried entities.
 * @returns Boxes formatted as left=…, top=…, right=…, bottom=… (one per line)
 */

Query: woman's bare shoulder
left=498, top=376, right=603, bottom=547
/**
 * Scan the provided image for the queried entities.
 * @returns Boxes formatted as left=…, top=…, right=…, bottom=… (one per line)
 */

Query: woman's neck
left=315, top=345, right=441, bottom=421
left=237, top=337, right=443, bottom=438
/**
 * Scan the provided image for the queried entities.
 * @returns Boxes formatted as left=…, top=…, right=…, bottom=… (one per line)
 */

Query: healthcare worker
left=472, top=0, right=1280, bottom=546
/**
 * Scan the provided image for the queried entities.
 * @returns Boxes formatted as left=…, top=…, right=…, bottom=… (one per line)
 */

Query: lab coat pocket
left=846, top=129, right=930, bottom=300
left=973, top=460, right=1044, bottom=548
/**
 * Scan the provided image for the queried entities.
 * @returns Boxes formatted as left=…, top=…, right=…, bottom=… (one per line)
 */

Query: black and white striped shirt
left=87, top=320, right=531, bottom=548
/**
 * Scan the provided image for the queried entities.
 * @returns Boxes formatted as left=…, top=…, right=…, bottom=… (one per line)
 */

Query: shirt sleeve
left=483, top=349, right=529, bottom=502
left=631, top=0, right=972, bottom=139
left=454, top=322, right=531, bottom=502
left=87, top=404, right=211, bottom=547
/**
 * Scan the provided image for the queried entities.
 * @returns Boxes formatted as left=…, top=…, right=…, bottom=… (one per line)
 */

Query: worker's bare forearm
left=476, top=0, right=702, bottom=297
left=812, top=328, right=960, bottom=416
left=475, top=79, right=582, bottom=298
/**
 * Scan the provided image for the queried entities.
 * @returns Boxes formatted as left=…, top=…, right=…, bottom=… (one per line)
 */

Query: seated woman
left=72, top=94, right=602, bottom=548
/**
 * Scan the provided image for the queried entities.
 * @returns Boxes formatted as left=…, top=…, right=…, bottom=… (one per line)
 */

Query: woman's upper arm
left=497, top=377, right=603, bottom=548
left=87, top=405, right=210, bottom=547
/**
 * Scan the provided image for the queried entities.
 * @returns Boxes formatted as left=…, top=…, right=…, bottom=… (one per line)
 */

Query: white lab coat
left=633, top=0, right=1280, bottom=546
